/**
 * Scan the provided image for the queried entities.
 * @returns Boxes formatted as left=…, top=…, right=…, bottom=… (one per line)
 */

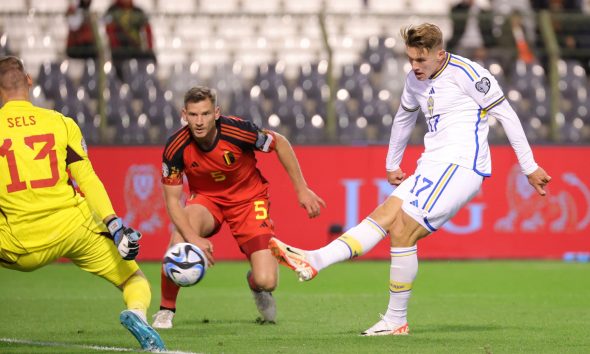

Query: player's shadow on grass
left=182, top=318, right=274, bottom=326
left=420, top=324, right=506, bottom=333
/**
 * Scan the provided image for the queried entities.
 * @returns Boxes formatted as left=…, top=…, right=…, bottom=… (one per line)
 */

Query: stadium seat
left=30, top=0, right=69, bottom=12
left=53, top=90, right=100, bottom=144
left=0, top=32, right=12, bottom=56
left=324, top=0, right=364, bottom=13
left=229, top=88, right=266, bottom=128
left=561, top=113, right=590, bottom=143
left=120, top=58, right=161, bottom=99
left=254, top=61, right=288, bottom=101
left=338, top=62, right=372, bottom=101
left=0, top=0, right=26, bottom=12
left=209, top=62, right=245, bottom=111
left=410, top=0, right=449, bottom=15
left=297, top=60, right=328, bottom=102
left=53, top=88, right=94, bottom=125
left=199, top=0, right=241, bottom=13
left=510, top=60, right=546, bottom=101
left=520, top=116, right=550, bottom=143
left=361, top=35, right=396, bottom=73
left=79, top=59, right=122, bottom=100
left=379, top=57, right=406, bottom=95
left=101, top=82, right=141, bottom=144
left=141, top=86, right=182, bottom=142
left=167, top=61, right=203, bottom=104
left=241, top=0, right=282, bottom=13
left=157, top=0, right=195, bottom=14
left=283, top=0, right=323, bottom=13
left=273, top=86, right=308, bottom=134
left=480, top=57, right=507, bottom=89
left=367, top=0, right=408, bottom=13
left=37, top=61, right=75, bottom=100
left=557, top=59, right=587, bottom=99
left=296, top=113, right=326, bottom=144
left=134, top=0, right=155, bottom=12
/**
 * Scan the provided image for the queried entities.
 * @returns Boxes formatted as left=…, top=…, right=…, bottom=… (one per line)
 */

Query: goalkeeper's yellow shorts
left=0, top=217, right=139, bottom=287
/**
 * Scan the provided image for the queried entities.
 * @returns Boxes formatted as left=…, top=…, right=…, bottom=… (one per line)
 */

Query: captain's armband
left=255, top=130, right=275, bottom=152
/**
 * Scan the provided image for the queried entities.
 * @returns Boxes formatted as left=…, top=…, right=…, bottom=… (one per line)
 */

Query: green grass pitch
left=1, top=261, right=589, bottom=353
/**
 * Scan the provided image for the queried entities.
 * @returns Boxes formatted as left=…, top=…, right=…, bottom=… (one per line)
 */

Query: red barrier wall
left=90, top=145, right=589, bottom=261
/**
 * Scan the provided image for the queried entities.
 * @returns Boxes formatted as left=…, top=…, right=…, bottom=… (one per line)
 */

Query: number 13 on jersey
left=0, top=134, right=60, bottom=192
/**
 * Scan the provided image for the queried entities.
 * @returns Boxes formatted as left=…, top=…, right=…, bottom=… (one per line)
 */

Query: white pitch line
left=0, top=338, right=198, bottom=354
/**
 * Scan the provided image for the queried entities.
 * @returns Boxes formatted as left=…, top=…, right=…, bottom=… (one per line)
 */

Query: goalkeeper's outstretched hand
left=107, top=217, right=141, bottom=260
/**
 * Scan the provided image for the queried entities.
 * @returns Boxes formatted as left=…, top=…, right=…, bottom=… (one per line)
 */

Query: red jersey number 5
left=0, top=134, right=60, bottom=192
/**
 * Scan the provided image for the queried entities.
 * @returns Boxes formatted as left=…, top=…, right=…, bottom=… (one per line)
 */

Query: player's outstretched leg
left=247, top=271, right=276, bottom=323
left=120, top=310, right=166, bottom=351
left=361, top=315, right=409, bottom=336
left=268, top=237, right=318, bottom=281
left=152, top=309, right=175, bottom=329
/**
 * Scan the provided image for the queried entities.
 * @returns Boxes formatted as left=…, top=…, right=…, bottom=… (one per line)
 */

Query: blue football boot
left=120, top=310, right=166, bottom=352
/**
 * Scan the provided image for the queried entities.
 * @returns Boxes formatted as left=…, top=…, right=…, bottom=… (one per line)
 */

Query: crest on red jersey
left=223, top=151, right=235, bottom=166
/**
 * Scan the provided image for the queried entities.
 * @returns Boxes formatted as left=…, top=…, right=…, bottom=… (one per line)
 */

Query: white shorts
left=391, top=160, right=483, bottom=232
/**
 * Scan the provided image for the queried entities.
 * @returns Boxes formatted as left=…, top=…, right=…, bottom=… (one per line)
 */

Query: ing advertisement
left=90, top=146, right=589, bottom=261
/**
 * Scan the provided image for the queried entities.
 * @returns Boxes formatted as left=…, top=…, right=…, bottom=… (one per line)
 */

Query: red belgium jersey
left=161, top=115, right=277, bottom=206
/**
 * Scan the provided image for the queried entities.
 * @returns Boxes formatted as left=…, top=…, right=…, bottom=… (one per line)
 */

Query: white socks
left=308, top=217, right=387, bottom=271
left=383, top=246, right=418, bottom=326
left=129, top=309, right=148, bottom=323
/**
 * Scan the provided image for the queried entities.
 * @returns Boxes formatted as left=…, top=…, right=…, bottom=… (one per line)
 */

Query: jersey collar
left=2, top=100, right=33, bottom=108
left=429, top=52, right=451, bottom=80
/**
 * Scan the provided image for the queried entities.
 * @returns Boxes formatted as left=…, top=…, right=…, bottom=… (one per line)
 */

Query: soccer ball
left=162, top=243, right=208, bottom=287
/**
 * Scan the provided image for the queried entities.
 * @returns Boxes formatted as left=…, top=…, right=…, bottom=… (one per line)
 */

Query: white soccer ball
left=162, top=242, right=208, bottom=287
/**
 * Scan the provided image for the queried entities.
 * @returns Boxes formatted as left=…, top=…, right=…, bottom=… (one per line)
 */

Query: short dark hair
left=400, top=23, right=443, bottom=52
left=0, top=56, right=27, bottom=91
left=184, top=86, right=217, bottom=108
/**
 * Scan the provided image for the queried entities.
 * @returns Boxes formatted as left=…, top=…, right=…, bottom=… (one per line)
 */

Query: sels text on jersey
left=6, top=116, right=36, bottom=128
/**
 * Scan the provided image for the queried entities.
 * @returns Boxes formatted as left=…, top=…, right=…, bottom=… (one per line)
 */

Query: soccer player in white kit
left=269, top=23, right=552, bottom=335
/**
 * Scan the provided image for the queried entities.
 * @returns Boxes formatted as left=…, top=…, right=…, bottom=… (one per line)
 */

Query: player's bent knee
left=118, top=269, right=147, bottom=289
left=370, top=196, right=403, bottom=230
left=389, top=212, right=429, bottom=247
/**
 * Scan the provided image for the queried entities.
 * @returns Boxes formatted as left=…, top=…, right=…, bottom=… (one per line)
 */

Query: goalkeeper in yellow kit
left=0, top=56, right=165, bottom=351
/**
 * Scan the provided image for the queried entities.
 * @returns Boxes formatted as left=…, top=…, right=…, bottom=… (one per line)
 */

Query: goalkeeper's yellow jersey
left=0, top=100, right=115, bottom=253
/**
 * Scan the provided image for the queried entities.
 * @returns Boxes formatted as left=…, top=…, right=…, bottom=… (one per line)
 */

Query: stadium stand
left=1, top=0, right=589, bottom=144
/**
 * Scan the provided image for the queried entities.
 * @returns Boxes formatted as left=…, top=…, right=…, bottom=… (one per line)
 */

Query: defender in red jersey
left=153, top=86, right=325, bottom=328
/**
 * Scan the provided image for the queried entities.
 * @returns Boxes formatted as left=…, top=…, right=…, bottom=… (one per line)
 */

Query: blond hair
left=400, top=23, right=443, bottom=52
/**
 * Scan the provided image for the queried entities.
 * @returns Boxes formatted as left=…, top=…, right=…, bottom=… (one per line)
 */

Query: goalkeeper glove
left=107, top=217, right=141, bottom=260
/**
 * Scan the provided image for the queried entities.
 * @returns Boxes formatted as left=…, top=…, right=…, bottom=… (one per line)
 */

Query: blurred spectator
left=103, top=0, right=155, bottom=80
left=533, top=0, right=590, bottom=72
left=492, top=0, right=536, bottom=45
left=492, top=8, right=537, bottom=68
left=66, top=0, right=98, bottom=60
left=447, top=0, right=495, bottom=61
left=510, top=11, right=535, bottom=63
